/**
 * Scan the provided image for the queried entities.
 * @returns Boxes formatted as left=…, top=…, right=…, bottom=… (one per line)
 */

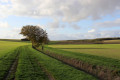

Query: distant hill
left=1, top=37, right=120, bottom=44
left=49, top=37, right=120, bottom=44
left=0, top=39, right=30, bottom=43
left=0, top=39, right=21, bottom=42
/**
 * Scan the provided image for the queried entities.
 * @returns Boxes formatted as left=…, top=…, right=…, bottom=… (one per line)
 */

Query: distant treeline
left=0, top=39, right=21, bottom=42
left=1, top=37, right=120, bottom=44
left=49, top=37, right=120, bottom=44
left=0, top=39, right=30, bottom=43
left=93, top=37, right=120, bottom=41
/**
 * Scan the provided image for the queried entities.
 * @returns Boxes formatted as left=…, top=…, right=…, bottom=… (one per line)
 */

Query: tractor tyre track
left=34, top=58, right=56, bottom=80
left=4, top=52, right=20, bottom=80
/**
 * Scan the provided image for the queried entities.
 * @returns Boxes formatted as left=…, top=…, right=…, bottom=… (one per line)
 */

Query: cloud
left=0, top=0, right=9, bottom=3
left=49, top=30, right=120, bottom=40
left=48, top=19, right=60, bottom=28
left=0, top=0, right=120, bottom=29
left=70, top=24, right=80, bottom=30
left=0, top=27, right=23, bottom=39
left=0, top=21, right=10, bottom=28
left=0, top=0, right=120, bottom=22
left=0, top=0, right=120, bottom=40
left=94, top=18, right=120, bottom=27
left=85, top=30, right=120, bottom=39
left=88, top=29, right=96, bottom=33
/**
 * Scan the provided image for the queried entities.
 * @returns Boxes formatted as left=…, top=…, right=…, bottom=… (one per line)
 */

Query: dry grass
left=103, top=40, right=120, bottom=44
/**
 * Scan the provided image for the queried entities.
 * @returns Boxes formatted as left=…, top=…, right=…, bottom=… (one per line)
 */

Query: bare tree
left=20, top=25, right=49, bottom=50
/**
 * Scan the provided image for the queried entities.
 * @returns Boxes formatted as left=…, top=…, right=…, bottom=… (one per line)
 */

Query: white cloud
left=0, top=27, right=23, bottom=39
left=0, top=0, right=120, bottom=40
left=88, top=29, right=95, bottom=33
left=0, top=0, right=9, bottom=3
left=49, top=30, right=120, bottom=40
left=94, top=18, right=120, bottom=27
left=0, top=0, right=120, bottom=22
left=0, top=21, right=9, bottom=28
left=0, top=0, right=120, bottom=29
left=48, top=19, right=60, bottom=28
left=70, top=24, right=80, bottom=30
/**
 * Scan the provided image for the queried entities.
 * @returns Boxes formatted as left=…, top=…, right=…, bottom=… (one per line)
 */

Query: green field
left=48, top=44, right=120, bottom=60
left=0, top=41, right=30, bottom=58
left=43, top=44, right=120, bottom=79
left=0, top=41, right=98, bottom=80
left=0, top=40, right=120, bottom=80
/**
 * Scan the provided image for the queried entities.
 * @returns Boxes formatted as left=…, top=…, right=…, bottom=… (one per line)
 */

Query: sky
left=0, top=0, right=120, bottom=40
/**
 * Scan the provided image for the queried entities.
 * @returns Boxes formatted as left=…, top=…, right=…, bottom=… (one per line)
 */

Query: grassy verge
left=44, top=47, right=120, bottom=70
left=37, top=46, right=120, bottom=80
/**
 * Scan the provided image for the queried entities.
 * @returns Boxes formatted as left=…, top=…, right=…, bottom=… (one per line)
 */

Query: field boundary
left=35, top=48, right=99, bottom=79
left=35, top=48, right=120, bottom=80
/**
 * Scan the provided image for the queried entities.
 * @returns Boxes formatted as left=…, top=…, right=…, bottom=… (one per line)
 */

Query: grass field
left=0, top=41, right=98, bottom=80
left=48, top=44, right=120, bottom=60
left=0, top=41, right=30, bottom=58
left=0, top=40, right=120, bottom=80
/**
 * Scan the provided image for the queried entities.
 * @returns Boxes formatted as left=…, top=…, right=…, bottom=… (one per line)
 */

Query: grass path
left=28, top=46, right=97, bottom=80
left=0, top=48, right=20, bottom=80
left=15, top=46, right=49, bottom=80
left=4, top=50, right=19, bottom=80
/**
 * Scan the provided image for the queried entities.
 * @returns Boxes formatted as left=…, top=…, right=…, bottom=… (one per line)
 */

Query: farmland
left=43, top=44, right=120, bottom=79
left=48, top=44, right=120, bottom=60
left=0, top=40, right=120, bottom=80
left=0, top=41, right=98, bottom=80
left=0, top=41, right=30, bottom=57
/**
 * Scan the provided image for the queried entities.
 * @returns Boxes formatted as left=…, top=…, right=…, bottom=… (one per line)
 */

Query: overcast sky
left=0, top=0, right=120, bottom=40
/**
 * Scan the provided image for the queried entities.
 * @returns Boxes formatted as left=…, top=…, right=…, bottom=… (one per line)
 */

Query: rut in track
left=4, top=51, right=20, bottom=80
left=27, top=50, right=56, bottom=80
left=34, top=58, right=56, bottom=80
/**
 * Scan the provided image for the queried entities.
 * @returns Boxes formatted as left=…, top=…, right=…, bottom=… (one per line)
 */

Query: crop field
left=48, top=44, right=120, bottom=60
left=0, top=40, right=120, bottom=80
left=43, top=44, right=120, bottom=79
left=0, top=41, right=30, bottom=57
left=103, top=40, right=120, bottom=44
left=0, top=41, right=98, bottom=80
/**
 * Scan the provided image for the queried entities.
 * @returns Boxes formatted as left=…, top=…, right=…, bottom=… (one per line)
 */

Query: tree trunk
left=32, top=42, right=35, bottom=49
left=42, top=45, right=44, bottom=51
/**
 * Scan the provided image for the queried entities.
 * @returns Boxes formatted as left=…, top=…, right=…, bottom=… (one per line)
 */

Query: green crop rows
left=1, top=40, right=120, bottom=80
left=0, top=48, right=19, bottom=80
left=28, top=46, right=97, bottom=80
left=15, top=46, right=48, bottom=80
left=0, top=41, right=98, bottom=80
